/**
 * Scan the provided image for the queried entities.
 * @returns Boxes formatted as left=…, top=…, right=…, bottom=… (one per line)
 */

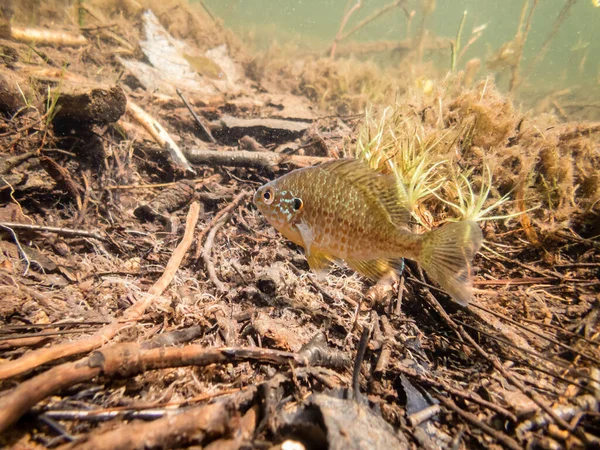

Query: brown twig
left=0, top=221, right=106, bottom=241
left=57, top=402, right=234, bottom=450
left=436, top=395, right=522, bottom=450
left=184, top=148, right=330, bottom=170
left=127, top=100, right=196, bottom=174
left=176, top=88, right=216, bottom=143
left=330, top=0, right=363, bottom=59
left=425, top=292, right=588, bottom=443
left=374, top=314, right=393, bottom=373
left=510, top=0, right=539, bottom=92
left=525, top=0, right=578, bottom=78
left=0, top=202, right=200, bottom=381
left=194, top=191, right=249, bottom=261
left=0, top=342, right=310, bottom=432
left=393, top=362, right=517, bottom=422
left=202, top=215, right=229, bottom=293
left=337, top=0, right=407, bottom=43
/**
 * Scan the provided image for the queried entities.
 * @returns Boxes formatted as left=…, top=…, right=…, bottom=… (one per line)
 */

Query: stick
left=525, top=0, right=578, bottom=77
left=337, top=0, right=407, bottom=43
left=184, top=148, right=330, bottom=169
left=407, top=404, right=441, bottom=427
left=202, top=215, right=229, bottom=293
left=127, top=100, right=196, bottom=174
left=436, top=396, right=522, bottom=450
left=0, top=344, right=307, bottom=432
left=510, top=0, right=539, bottom=92
left=57, top=402, right=232, bottom=450
left=0, top=221, right=106, bottom=241
left=330, top=0, right=363, bottom=59
left=10, top=27, right=88, bottom=46
left=0, top=202, right=200, bottom=381
left=194, top=191, right=249, bottom=260
left=176, top=88, right=216, bottom=143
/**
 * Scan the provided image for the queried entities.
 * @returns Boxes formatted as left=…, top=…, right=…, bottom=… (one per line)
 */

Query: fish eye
left=262, top=187, right=274, bottom=205
left=292, top=198, right=303, bottom=211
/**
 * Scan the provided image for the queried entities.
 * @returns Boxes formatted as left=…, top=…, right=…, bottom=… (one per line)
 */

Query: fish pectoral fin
left=295, top=221, right=314, bottom=256
left=306, top=250, right=334, bottom=279
left=346, top=258, right=405, bottom=282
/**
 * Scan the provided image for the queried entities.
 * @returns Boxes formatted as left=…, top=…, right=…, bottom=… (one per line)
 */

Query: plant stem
left=451, top=10, right=467, bottom=71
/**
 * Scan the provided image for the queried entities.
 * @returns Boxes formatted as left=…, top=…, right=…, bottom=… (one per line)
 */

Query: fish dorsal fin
left=318, top=159, right=410, bottom=226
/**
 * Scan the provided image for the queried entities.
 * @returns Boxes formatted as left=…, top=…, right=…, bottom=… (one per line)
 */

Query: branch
left=0, top=344, right=306, bottom=433
left=0, top=222, right=106, bottom=241
left=184, top=148, right=331, bottom=169
left=58, top=402, right=234, bottom=450
left=127, top=100, right=196, bottom=174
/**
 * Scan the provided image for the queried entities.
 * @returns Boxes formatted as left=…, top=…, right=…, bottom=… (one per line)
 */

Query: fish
left=182, top=53, right=226, bottom=80
left=253, top=159, right=483, bottom=306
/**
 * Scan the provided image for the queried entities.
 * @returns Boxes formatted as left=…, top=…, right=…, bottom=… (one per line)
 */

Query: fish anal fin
left=318, top=159, right=411, bottom=226
left=346, top=258, right=405, bottom=282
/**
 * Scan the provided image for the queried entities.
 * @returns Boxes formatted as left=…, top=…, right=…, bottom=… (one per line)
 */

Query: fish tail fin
left=418, top=220, right=483, bottom=306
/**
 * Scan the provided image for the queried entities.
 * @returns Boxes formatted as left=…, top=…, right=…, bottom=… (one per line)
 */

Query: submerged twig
left=185, top=148, right=330, bottom=169
left=58, top=402, right=233, bottom=450
left=337, top=0, right=407, bottom=44
left=436, top=395, right=522, bottom=450
left=194, top=191, right=249, bottom=260
left=0, top=221, right=106, bottom=241
left=526, top=0, right=578, bottom=77
left=330, top=0, right=363, bottom=59
left=176, top=88, right=216, bottom=143
left=510, top=0, right=539, bottom=91
left=202, top=215, right=229, bottom=293
left=127, top=100, right=196, bottom=174
left=0, top=341, right=330, bottom=433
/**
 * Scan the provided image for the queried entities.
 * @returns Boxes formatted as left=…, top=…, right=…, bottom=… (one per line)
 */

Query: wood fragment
left=211, top=115, right=310, bottom=145
left=185, top=148, right=330, bottom=169
left=437, top=396, right=522, bottom=450
left=53, top=84, right=127, bottom=125
left=57, top=402, right=234, bottom=450
left=407, top=404, right=441, bottom=427
left=10, top=26, right=88, bottom=46
left=0, top=343, right=312, bottom=432
left=0, top=221, right=106, bottom=241
left=127, top=100, right=196, bottom=174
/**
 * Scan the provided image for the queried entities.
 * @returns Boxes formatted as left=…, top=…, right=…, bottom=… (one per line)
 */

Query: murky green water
left=202, top=0, right=599, bottom=101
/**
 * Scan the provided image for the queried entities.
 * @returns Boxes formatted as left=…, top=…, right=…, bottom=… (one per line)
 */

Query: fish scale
left=254, top=158, right=483, bottom=306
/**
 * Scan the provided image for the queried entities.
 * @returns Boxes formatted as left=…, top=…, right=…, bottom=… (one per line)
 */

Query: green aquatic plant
left=354, top=106, right=450, bottom=223
left=432, top=162, right=531, bottom=222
